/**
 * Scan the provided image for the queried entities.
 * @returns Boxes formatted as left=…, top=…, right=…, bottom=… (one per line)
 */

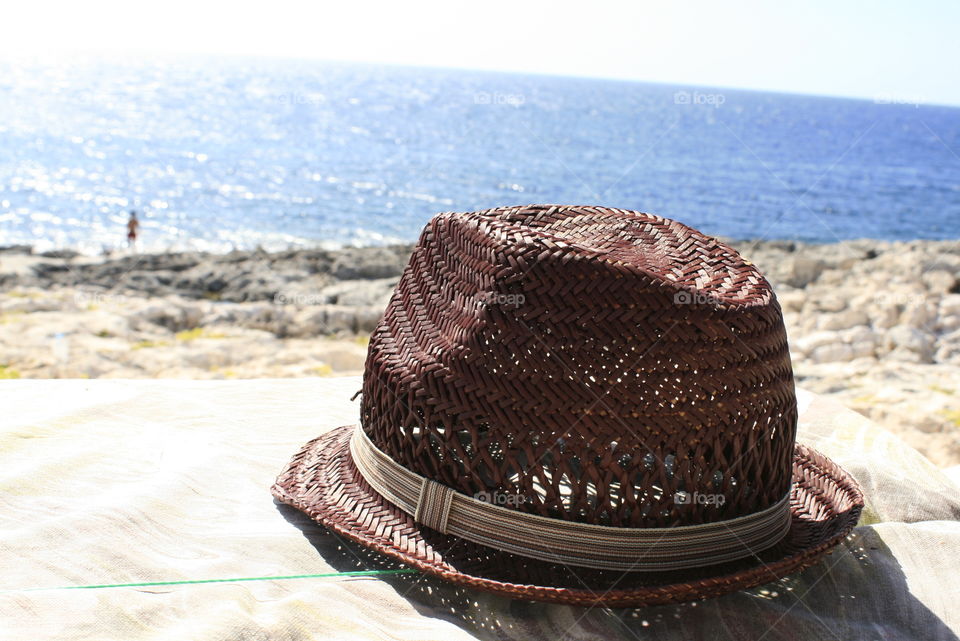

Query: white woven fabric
left=2, top=377, right=959, bottom=641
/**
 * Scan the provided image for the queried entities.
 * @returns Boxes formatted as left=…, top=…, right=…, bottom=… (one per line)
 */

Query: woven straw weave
left=273, top=204, right=863, bottom=606
left=361, top=204, right=795, bottom=528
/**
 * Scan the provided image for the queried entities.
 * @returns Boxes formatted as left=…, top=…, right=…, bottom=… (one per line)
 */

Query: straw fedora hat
left=272, top=205, right=863, bottom=607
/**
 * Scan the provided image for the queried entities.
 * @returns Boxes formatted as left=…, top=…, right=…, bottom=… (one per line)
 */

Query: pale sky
left=3, top=0, right=959, bottom=105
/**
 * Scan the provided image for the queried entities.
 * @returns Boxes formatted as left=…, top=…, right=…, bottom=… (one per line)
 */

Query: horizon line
left=2, top=48, right=958, bottom=110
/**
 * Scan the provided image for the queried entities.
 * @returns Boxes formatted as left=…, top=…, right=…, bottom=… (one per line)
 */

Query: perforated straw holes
left=361, top=205, right=794, bottom=528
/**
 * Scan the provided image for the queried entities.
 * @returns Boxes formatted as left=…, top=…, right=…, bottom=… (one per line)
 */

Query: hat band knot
left=349, top=425, right=793, bottom=572
left=415, top=479, right=455, bottom=534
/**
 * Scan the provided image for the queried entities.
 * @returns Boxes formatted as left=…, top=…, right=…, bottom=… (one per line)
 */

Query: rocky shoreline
left=1, top=238, right=959, bottom=465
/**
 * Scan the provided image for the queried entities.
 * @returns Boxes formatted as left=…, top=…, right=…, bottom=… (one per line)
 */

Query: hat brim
left=272, top=424, right=864, bottom=608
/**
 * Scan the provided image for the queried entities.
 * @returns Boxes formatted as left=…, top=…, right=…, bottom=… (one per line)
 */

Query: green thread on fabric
left=3, top=569, right=417, bottom=593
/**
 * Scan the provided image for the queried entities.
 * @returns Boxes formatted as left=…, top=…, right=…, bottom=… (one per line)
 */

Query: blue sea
left=0, top=55, right=958, bottom=254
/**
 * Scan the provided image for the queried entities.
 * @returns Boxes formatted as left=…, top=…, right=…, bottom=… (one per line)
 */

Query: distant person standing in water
left=126, top=211, right=139, bottom=248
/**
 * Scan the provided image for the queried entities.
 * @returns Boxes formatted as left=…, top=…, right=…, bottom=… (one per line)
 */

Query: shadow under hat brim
left=271, top=424, right=864, bottom=608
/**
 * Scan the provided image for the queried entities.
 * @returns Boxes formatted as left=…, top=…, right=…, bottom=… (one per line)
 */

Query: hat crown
left=360, top=205, right=796, bottom=529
